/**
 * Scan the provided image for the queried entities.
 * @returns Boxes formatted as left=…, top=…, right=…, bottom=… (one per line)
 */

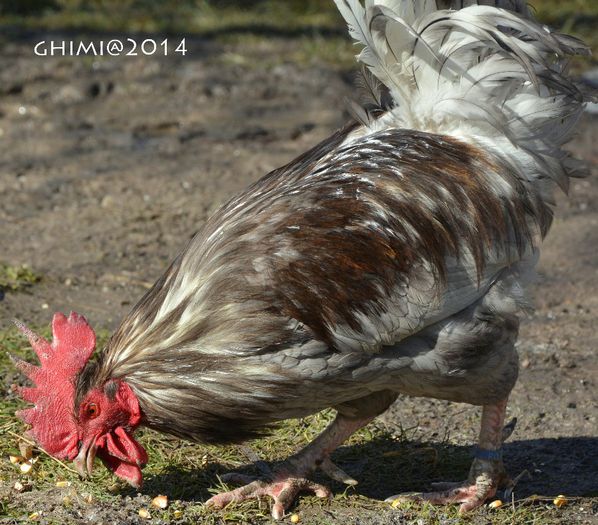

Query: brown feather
left=77, top=125, right=549, bottom=443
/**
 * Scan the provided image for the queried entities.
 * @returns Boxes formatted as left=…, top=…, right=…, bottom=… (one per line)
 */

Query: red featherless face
left=13, top=312, right=147, bottom=488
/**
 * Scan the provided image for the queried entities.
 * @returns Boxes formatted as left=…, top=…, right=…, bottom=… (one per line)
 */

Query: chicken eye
left=86, top=403, right=100, bottom=419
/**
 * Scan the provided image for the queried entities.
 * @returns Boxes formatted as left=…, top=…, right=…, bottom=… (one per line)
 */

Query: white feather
left=334, top=0, right=591, bottom=203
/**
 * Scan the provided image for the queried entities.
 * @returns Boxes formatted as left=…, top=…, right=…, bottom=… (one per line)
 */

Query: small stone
left=55, top=85, right=85, bottom=104
left=100, top=195, right=115, bottom=208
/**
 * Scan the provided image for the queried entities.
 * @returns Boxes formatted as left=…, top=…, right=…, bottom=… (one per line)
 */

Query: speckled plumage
left=77, top=0, right=588, bottom=458
left=75, top=127, right=538, bottom=443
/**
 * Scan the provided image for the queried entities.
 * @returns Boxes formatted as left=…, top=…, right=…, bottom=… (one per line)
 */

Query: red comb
left=13, top=312, right=96, bottom=459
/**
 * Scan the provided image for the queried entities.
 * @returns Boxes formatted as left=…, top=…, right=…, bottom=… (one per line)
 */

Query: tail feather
left=334, top=0, right=591, bottom=202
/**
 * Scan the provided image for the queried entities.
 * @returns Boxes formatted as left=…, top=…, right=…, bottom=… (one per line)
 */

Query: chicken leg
left=386, top=400, right=513, bottom=512
left=205, top=413, right=373, bottom=519
left=206, top=390, right=398, bottom=519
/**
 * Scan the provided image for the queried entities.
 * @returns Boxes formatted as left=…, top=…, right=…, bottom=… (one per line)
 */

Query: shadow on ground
left=137, top=436, right=598, bottom=503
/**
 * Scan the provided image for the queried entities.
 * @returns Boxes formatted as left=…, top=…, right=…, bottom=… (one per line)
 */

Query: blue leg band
left=473, top=447, right=503, bottom=461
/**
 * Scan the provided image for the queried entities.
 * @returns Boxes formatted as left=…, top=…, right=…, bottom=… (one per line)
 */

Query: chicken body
left=86, top=129, right=533, bottom=516
left=96, top=130, right=532, bottom=443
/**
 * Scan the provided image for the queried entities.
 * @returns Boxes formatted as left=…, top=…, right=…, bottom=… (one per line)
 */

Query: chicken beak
left=73, top=440, right=97, bottom=478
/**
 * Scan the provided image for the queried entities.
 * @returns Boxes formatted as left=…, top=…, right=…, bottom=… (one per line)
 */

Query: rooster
left=11, top=0, right=590, bottom=519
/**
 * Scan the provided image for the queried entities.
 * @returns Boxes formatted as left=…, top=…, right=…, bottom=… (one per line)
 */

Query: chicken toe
left=387, top=401, right=513, bottom=513
left=206, top=476, right=330, bottom=519
left=206, top=413, right=372, bottom=519
left=386, top=456, right=505, bottom=512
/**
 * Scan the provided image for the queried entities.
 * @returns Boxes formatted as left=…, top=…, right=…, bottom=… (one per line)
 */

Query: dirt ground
left=0, top=28, right=597, bottom=524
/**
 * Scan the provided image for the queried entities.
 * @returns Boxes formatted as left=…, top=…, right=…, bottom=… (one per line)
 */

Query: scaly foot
left=386, top=457, right=507, bottom=513
left=387, top=404, right=515, bottom=513
left=206, top=472, right=331, bottom=519
left=206, top=414, right=371, bottom=519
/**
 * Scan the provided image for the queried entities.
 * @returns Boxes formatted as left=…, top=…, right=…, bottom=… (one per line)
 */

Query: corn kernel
left=488, top=499, right=503, bottom=509
left=290, top=514, right=300, bottom=523
left=173, top=510, right=183, bottom=518
left=152, top=495, right=168, bottom=509
left=553, top=495, right=568, bottom=508
left=138, top=508, right=151, bottom=519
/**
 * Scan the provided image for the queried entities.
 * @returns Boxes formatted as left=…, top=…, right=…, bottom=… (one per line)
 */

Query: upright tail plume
left=334, top=0, right=592, bottom=204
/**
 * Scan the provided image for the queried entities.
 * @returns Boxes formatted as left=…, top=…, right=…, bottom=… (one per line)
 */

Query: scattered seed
left=152, top=495, right=168, bottom=509
left=138, top=508, right=151, bottom=519
left=28, top=512, right=40, bottom=521
left=9, top=455, right=23, bottom=464
left=290, top=514, right=300, bottom=523
left=554, top=495, right=568, bottom=508
left=81, top=493, right=94, bottom=504
left=14, top=481, right=25, bottom=492
left=488, top=499, right=503, bottom=509
left=56, top=480, right=71, bottom=488
left=390, top=498, right=404, bottom=508
left=173, top=509, right=183, bottom=518
left=20, top=461, right=33, bottom=474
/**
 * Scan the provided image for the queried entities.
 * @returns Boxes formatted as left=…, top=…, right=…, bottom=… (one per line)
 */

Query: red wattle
left=100, top=427, right=147, bottom=466
left=97, top=448, right=143, bottom=489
